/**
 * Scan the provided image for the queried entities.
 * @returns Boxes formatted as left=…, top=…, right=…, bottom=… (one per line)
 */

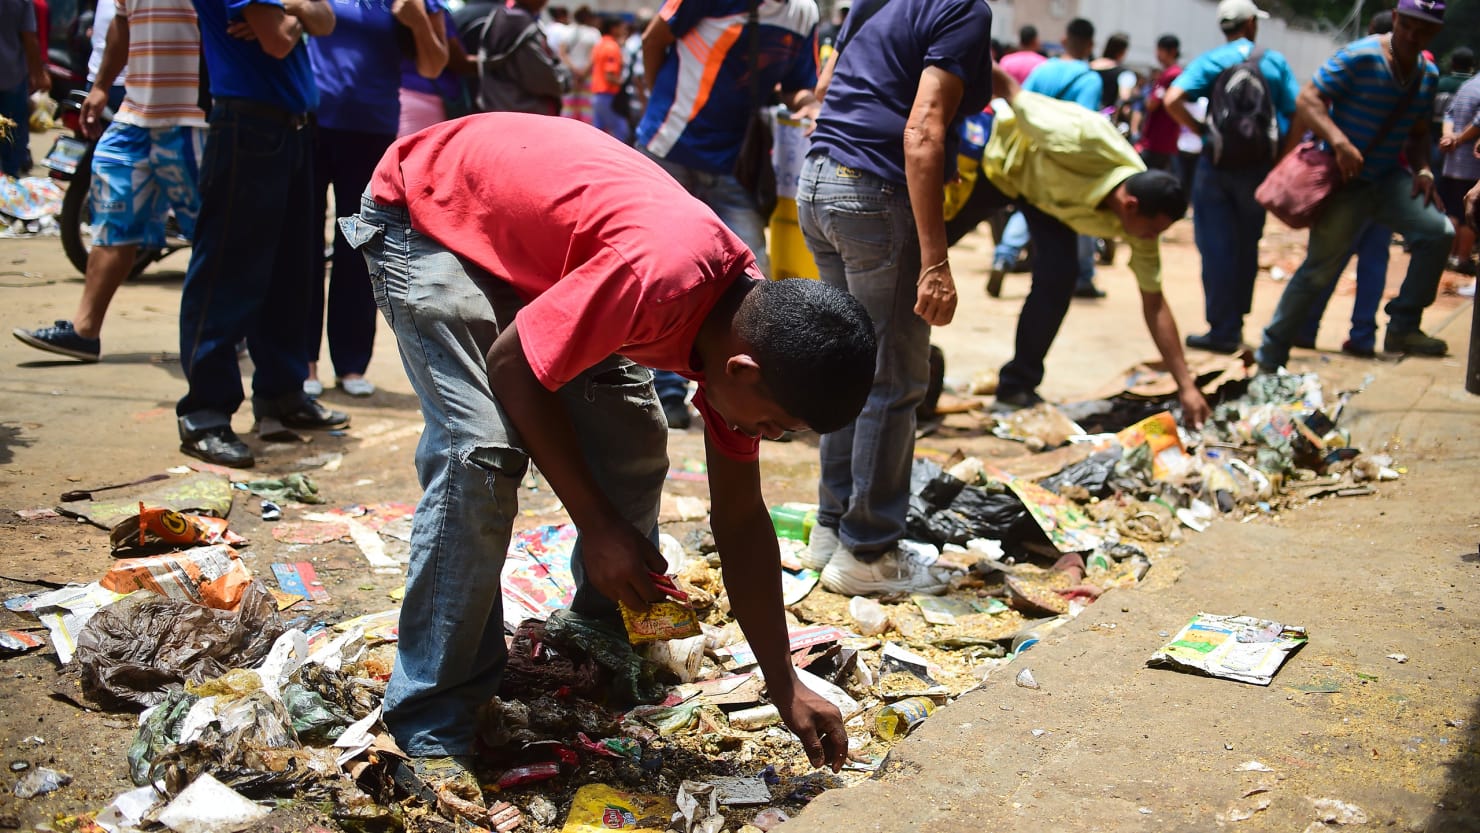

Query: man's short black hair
left=1125, top=170, right=1188, bottom=221
left=1157, top=34, right=1180, bottom=55
left=1019, top=24, right=1038, bottom=46
left=736, top=279, right=876, bottom=434
left=1368, top=10, right=1394, bottom=34
left=1103, top=33, right=1130, bottom=61
left=1451, top=47, right=1476, bottom=74
left=1066, top=17, right=1095, bottom=46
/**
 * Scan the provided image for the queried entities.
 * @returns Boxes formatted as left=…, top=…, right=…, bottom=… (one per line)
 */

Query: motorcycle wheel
left=59, top=150, right=167, bottom=280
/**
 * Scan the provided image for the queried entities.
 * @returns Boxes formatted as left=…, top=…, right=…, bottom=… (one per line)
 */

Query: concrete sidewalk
left=783, top=305, right=1480, bottom=833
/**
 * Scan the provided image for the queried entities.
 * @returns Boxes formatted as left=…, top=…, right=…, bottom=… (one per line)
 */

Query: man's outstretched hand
left=578, top=520, right=668, bottom=612
left=775, top=684, right=848, bottom=772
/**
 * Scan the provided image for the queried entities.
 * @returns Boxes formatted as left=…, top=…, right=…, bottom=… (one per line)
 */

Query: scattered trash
left=156, top=772, right=270, bottom=833
left=874, top=696, right=937, bottom=741
left=58, top=472, right=233, bottom=531
left=620, top=599, right=702, bottom=644
left=1237, top=761, right=1274, bottom=772
left=770, top=503, right=817, bottom=541
left=1309, top=797, right=1369, bottom=825
left=272, top=562, right=330, bottom=603
left=12, top=765, right=71, bottom=798
left=0, top=629, right=44, bottom=656
left=729, top=704, right=782, bottom=730
left=848, top=595, right=890, bottom=636
left=101, top=545, right=253, bottom=610
left=109, top=505, right=245, bottom=554
left=1015, top=668, right=1040, bottom=690
left=14, top=507, right=59, bottom=520
left=1148, top=613, right=1307, bottom=685
left=750, top=807, right=790, bottom=830
left=672, top=780, right=724, bottom=833
left=707, top=775, right=771, bottom=806
left=1386, top=653, right=1408, bottom=664
left=260, top=500, right=282, bottom=521
left=561, top=783, right=674, bottom=832
left=242, top=473, right=325, bottom=505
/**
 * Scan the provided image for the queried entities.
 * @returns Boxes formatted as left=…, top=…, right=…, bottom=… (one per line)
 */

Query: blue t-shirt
left=401, top=11, right=461, bottom=100
left=808, top=0, right=993, bottom=186
left=195, top=0, right=319, bottom=113
left=637, top=0, right=819, bottom=174
left=1173, top=38, right=1299, bottom=135
left=1312, top=35, right=1437, bottom=179
left=1022, top=58, right=1100, bottom=111
left=311, top=0, right=445, bottom=134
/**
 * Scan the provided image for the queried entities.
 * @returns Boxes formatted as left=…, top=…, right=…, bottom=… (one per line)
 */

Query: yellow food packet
left=618, top=600, right=702, bottom=644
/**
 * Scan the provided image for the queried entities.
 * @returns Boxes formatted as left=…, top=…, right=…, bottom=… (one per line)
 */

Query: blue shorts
left=89, top=122, right=204, bottom=247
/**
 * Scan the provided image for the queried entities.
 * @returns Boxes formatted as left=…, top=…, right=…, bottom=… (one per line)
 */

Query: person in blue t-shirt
left=798, top=0, right=992, bottom=598
left=1165, top=0, right=1298, bottom=355
left=636, top=0, right=821, bottom=428
left=177, top=0, right=348, bottom=468
left=1257, top=0, right=1455, bottom=372
left=303, top=0, right=448, bottom=400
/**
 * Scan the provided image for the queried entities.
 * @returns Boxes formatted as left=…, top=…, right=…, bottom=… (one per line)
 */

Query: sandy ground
left=0, top=178, right=1476, bottom=831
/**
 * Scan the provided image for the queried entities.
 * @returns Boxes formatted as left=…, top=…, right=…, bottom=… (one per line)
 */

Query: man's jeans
left=177, top=99, right=317, bottom=428
left=341, top=195, right=668, bottom=756
left=994, top=210, right=1029, bottom=266
left=798, top=154, right=927, bottom=557
left=1297, top=222, right=1391, bottom=352
left=1191, top=154, right=1269, bottom=344
left=945, top=169, right=1083, bottom=398
left=1259, top=168, right=1453, bottom=370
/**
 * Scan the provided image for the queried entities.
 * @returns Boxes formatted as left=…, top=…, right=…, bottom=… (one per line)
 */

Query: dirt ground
left=0, top=173, right=1476, bottom=832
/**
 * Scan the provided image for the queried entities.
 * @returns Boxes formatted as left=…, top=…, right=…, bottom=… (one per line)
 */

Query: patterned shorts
left=89, top=122, right=204, bottom=247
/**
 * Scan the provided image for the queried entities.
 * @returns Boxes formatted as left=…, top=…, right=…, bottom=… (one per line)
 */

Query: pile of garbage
left=0, top=369, right=1400, bottom=832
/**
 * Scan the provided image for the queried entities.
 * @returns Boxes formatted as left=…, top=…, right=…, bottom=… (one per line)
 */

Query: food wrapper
left=100, top=544, right=254, bottom=610
left=109, top=503, right=243, bottom=553
left=561, top=784, right=676, bottom=832
left=1147, top=612, right=1307, bottom=685
left=619, top=600, right=702, bottom=644
left=1116, top=412, right=1191, bottom=480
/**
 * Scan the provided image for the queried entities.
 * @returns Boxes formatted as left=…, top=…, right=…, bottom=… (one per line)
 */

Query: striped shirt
left=1442, top=73, right=1480, bottom=181
left=115, top=0, right=207, bottom=128
left=1313, top=35, right=1436, bottom=179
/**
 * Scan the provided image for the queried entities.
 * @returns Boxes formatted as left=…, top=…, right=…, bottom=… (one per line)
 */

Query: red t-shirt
left=369, top=113, right=762, bottom=461
left=1138, top=64, right=1183, bottom=155
left=590, top=35, right=624, bottom=95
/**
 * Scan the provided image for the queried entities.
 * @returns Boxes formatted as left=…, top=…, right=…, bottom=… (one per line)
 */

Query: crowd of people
left=4, top=0, right=1480, bottom=824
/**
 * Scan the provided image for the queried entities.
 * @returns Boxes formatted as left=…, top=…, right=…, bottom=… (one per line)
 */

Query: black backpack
left=1206, top=46, right=1279, bottom=169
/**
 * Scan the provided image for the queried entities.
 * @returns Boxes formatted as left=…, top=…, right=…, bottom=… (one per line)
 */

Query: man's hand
left=571, top=519, right=668, bottom=611
left=1411, top=170, right=1442, bottom=210
left=228, top=20, right=258, bottom=40
left=1439, top=134, right=1459, bottom=152
left=1179, top=386, right=1212, bottom=430
left=914, top=260, right=957, bottom=326
left=774, top=683, right=848, bottom=772
left=29, top=68, right=49, bottom=95
left=79, top=86, right=109, bottom=139
left=1333, top=139, right=1363, bottom=180
left=392, top=0, right=428, bottom=26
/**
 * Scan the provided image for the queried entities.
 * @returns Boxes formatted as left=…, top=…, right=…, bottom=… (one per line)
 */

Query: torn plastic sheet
left=1148, top=613, right=1307, bottom=685
left=156, top=773, right=269, bottom=833
left=5, top=581, right=128, bottom=664
left=58, top=472, right=234, bottom=531
left=100, top=546, right=253, bottom=611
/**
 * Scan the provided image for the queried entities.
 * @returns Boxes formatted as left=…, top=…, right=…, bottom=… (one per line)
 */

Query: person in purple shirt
left=798, top=0, right=992, bottom=597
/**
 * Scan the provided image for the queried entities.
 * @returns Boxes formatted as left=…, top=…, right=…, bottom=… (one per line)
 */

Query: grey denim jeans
left=340, top=194, right=669, bottom=755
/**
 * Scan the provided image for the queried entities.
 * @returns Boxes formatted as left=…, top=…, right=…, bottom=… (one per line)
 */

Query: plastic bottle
left=874, top=697, right=936, bottom=741
left=769, top=504, right=817, bottom=542
left=848, top=595, right=890, bottom=636
left=1010, top=617, right=1067, bottom=655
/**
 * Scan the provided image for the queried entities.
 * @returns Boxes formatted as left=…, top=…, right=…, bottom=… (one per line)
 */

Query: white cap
left=1217, top=0, right=1270, bottom=25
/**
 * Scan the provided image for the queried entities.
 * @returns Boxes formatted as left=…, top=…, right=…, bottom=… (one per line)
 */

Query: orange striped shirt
left=115, top=0, right=207, bottom=128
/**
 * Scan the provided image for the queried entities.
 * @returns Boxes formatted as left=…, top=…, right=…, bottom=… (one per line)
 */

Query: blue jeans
left=646, top=152, right=770, bottom=277
left=994, top=209, right=1029, bottom=266
left=944, top=170, right=1083, bottom=397
left=177, top=99, right=317, bottom=428
left=342, top=195, right=669, bottom=756
left=652, top=369, right=691, bottom=409
left=798, top=153, right=927, bottom=557
left=1297, top=222, right=1390, bottom=351
left=1192, top=154, right=1269, bottom=343
left=593, top=92, right=632, bottom=143
left=1076, top=234, right=1097, bottom=287
left=0, top=79, right=29, bottom=177
left=1259, top=168, right=1454, bottom=370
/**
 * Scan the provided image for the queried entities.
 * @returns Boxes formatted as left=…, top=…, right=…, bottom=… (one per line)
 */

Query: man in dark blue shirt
left=176, top=0, right=348, bottom=467
left=798, top=0, right=992, bottom=597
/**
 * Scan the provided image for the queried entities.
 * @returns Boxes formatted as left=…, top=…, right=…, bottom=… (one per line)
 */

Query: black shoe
left=179, top=425, right=254, bottom=468
left=663, top=401, right=691, bottom=430
left=13, top=321, right=100, bottom=362
left=1073, top=283, right=1106, bottom=299
left=279, top=397, right=351, bottom=430
left=987, top=259, right=1008, bottom=298
left=1383, top=329, right=1447, bottom=357
left=1185, top=333, right=1241, bottom=354
left=1341, top=339, right=1376, bottom=359
left=1292, top=336, right=1316, bottom=349
left=994, top=388, right=1045, bottom=411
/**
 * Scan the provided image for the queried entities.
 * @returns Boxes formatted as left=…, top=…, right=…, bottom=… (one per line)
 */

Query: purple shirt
left=808, top=0, right=993, bottom=186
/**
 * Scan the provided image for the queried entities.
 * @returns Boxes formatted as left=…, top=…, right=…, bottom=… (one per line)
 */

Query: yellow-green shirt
left=982, top=91, right=1162, bottom=293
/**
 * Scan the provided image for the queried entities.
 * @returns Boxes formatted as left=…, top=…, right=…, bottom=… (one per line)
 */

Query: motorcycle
left=42, top=89, right=188, bottom=277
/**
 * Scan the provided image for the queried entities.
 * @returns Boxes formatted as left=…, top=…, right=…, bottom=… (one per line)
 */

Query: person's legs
left=344, top=197, right=528, bottom=756
left=995, top=210, right=1029, bottom=265
left=0, top=79, right=29, bottom=176
left=1074, top=234, right=1101, bottom=296
left=1371, top=169, right=1454, bottom=349
left=1296, top=223, right=1366, bottom=349
left=1345, top=222, right=1391, bottom=352
left=1188, top=157, right=1260, bottom=348
left=1258, top=179, right=1377, bottom=371
left=325, top=130, right=395, bottom=385
left=1441, top=177, right=1476, bottom=267
left=997, top=205, right=1079, bottom=400
left=306, top=124, right=334, bottom=391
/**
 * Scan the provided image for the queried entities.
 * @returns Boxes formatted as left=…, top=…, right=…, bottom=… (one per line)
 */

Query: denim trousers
left=944, top=171, right=1083, bottom=397
left=310, top=126, right=395, bottom=379
left=341, top=195, right=669, bottom=756
left=1259, top=168, right=1454, bottom=370
left=1191, top=154, right=1269, bottom=344
left=994, top=209, right=1030, bottom=265
left=176, top=99, right=317, bottom=428
left=798, top=153, right=927, bottom=557
left=592, top=92, right=632, bottom=144
left=1297, top=222, right=1391, bottom=351
left=0, top=79, right=29, bottom=176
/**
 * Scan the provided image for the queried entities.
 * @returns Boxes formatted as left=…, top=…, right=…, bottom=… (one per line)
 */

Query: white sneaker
left=1459, top=280, right=1476, bottom=299
left=821, top=546, right=953, bottom=596
left=302, top=378, right=325, bottom=397
left=801, top=524, right=840, bottom=571
left=338, top=377, right=376, bottom=397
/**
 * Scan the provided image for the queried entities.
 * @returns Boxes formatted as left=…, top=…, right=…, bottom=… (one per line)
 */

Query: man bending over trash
left=341, top=113, right=875, bottom=829
left=946, top=66, right=1213, bottom=428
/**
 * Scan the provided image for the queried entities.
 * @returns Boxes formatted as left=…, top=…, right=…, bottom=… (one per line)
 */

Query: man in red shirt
left=342, top=113, right=873, bottom=825
left=1136, top=34, right=1183, bottom=173
left=590, top=16, right=630, bottom=140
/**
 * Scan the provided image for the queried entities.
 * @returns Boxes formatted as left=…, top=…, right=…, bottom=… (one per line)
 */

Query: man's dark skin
left=484, top=280, right=849, bottom=772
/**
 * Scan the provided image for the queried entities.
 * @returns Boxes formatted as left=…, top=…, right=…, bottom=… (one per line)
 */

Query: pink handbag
left=1255, top=142, right=1343, bottom=229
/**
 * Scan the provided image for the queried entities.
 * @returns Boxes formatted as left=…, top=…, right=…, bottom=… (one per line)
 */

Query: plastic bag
left=71, top=581, right=286, bottom=710
left=281, top=683, right=354, bottom=742
left=127, top=688, right=199, bottom=785
left=543, top=609, right=666, bottom=705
